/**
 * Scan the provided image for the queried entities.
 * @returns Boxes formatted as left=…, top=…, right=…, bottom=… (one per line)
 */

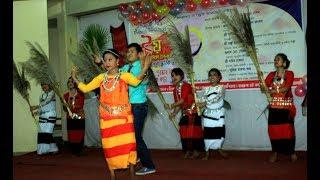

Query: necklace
left=175, top=81, right=183, bottom=100
left=102, top=70, right=121, bottom=92
left=68, top=89, right=78, bottom=108
left=273, top=70, right=285, bottom=86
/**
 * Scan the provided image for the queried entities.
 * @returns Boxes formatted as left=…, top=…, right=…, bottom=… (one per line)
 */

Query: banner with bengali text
left=128, top=2, right=306, bottom=92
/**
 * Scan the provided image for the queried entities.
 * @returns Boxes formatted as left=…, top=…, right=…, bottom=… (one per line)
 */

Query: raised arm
left=71, top=67, right=103, bottom=93
left=121, top=55, right=153, bottom=86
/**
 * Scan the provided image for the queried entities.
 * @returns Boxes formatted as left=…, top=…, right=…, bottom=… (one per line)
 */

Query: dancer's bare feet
left=184, top=151, right=191, bottom=159
left=269, top=152, right=278, bottom=163
left=190, top=150, right=200, bottom=159
left=202, top=151, right=209, bottom=160
left=218, top=149, right=228, bottom=159
left=290, top=153, right=298, bottom=162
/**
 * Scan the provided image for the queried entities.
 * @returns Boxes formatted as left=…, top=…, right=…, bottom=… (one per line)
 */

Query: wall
left=13, top=0, right=49, bottom=153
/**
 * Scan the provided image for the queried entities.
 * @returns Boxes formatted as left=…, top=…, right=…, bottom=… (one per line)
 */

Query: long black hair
left=276, top=53, right=291, bottom=69
left=103, top=48, right=121, bottom=59
left=171, top=68, right=185, bottom=80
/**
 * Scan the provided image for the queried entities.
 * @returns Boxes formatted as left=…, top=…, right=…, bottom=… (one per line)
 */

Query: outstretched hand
left=143, top=55, right=153, bottom=69
left=169, top=112, right=176, bottom=121
left=164, top=103, right=171, bottom=110
left=93, top=54, right=102, bottom=64
left=71, top=67, right=78, bottom=80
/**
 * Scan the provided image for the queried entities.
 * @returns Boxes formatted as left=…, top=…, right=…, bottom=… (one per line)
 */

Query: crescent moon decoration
left=189, top=26, right=203, bottom=57
left=192, top=42, right=202, bottom=56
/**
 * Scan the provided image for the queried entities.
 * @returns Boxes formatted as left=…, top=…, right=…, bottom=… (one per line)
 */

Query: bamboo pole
left=248, top=46, right=272, bottom=103
left=155, top=89, right=180, bottom=132
left=189, top=72, right=201, bottom=116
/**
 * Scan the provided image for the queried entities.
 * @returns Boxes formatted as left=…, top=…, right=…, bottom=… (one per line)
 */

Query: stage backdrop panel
left=77, top=2, right=307, bottom=150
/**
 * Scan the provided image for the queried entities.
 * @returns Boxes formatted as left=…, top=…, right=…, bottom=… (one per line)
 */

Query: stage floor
left=13, top=148, right=306, bottom=180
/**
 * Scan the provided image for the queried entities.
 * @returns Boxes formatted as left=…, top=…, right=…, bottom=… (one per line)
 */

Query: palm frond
left=162, top=18, right=193, bottom=75
left=13, top=59, right=38, bottom=125
left=146, top=97, right=159, bottom=119
left=161, top=17, right=201, bottom=116
left=22, top=41, right=57, bottom=86
left=147, top=68, right=179, bottom=131
left=219, top=7, right=272, bottom=102
left=81, top=24, right=109, bottom=54
left=69, top=51, right=103, bottom=81
left=224, top=100, right=231, bottom=110
left=21, top=41, right=73, bottom=115
left=147, top=68, right=161, bottom=94
left=256, top=105, right=268, bottom=121
left=13, top=60, right=31, bottom=101
left=71, top=24, right=108, bottom=84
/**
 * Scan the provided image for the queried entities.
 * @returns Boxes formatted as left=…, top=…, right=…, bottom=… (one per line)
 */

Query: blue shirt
left=121, top=60, right=148, bottom=103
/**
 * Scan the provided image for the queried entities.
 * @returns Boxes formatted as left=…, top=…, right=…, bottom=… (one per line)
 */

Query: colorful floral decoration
left=118, top=0, right=250, bottom=26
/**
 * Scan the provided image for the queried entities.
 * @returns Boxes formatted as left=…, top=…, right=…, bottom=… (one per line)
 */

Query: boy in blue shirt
left=122, top=43, right=156, bottom=175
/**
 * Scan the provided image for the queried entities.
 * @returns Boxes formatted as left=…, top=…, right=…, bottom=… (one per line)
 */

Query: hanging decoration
left=118, top=0, right=252, bottom=26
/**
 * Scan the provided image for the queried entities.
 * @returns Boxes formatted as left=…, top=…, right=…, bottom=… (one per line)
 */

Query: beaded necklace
left=102, top=70, right=121, bottom=92
left=175, top=81, right=183, bottom=100
left=273, top=70, right=286, bottom=86
left=68, top=89, right=78, bottom=108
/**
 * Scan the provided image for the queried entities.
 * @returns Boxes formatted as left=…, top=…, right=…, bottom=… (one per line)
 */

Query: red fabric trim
left=173, top=82, right=195, bottom=109
left=68, top=131, right=84, bottom=143
left=110, top=22, right=127, bottom=67
left=289, top=105, right=296, bottom=119
left=103, top=143, right=136, bottom=158
left=64, top=90, right=85, bottom=119
left=265, top=70, right=294, bottom=98
left=101, top=123, right=134, bottom=138
left=268, top=124, right=295, bottom=139
left=179, top=126, right=203, bottom=138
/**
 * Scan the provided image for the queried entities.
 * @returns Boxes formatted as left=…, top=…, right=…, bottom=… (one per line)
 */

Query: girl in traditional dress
left=63, top=77, right=85, bottom=156
left=31, top=82, right=59, bottom=155
left=263, top=53, right=297, bottom=162
left=71, top=49, right=152, bottom=180
left=165, top=68, right=204, bottom=159
left=197, top=68, right=228, bottom=160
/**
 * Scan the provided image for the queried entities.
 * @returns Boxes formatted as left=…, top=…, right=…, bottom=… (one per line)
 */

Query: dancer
left=72, top=48, right=152, bottom=180
left=63, top=77, right=86, bottom=156
left=30, top=82, right=59, bottom=155
left=122, top=43, right=156, bottom=175
left=165, top=68, right=204, bottom=159
left=263, top=53, right=297, bottom=162
left=197, top=68, right=228, bottom=160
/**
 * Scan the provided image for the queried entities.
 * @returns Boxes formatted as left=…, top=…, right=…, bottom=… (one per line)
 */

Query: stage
left=13, top=147, right=306, bottom=180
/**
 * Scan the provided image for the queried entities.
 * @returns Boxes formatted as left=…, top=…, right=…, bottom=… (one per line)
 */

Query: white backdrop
left=144, top=90, right=307, bottom=150
left=78, top=3, right=307, bottom=151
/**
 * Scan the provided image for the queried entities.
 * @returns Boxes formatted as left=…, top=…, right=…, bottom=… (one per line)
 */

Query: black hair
left=127, top=43, right=143, bottom=53
left=103, top=48, right=120, bottom=59
left=40, top=82, right=49, bottom=86
left=171, top=68, right=185, bottom=80
left=208, top=68, right=222, bottom=82
left=275, top=53, right=291, bottom=69
left=67, top=76, right=77, bottom=88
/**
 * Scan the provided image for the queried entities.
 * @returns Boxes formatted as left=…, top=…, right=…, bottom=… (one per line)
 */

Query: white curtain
left=83, top=92, right=102, bottom=147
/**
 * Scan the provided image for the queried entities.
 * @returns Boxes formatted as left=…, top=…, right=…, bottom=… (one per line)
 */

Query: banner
left=129, top=2, right=306, bottom=91
left=110, top=22, right=127, bottom=66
